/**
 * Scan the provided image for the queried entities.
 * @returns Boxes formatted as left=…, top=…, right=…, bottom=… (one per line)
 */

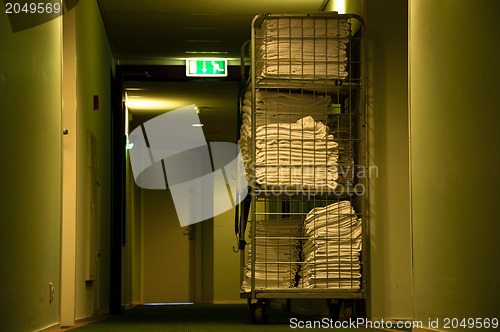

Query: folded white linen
left=256, top=166, right=338, bottom=178
left=240, top=116, right=339, bottom=190
left=259, top=18, right=351, bottom=39
left=305, top=200, right=352, bottom=216
left=257, top=63, right=348, bottom=80
left=256, top=153, right=338, bottom=164
left=300, top=201, right=362, bottom=290
left=257, top=40, right=348, bottom=62
left=256, top=131, right=330, bottom=140
left=255, top=18, right=351, bottom=82
left=256, top=115, right=327, bottom=132
left=303, top=280, right=361, bottom=290
left=256, top=178, right=338, bottom=190
left=301, top=271, right=362, bottom=280
left=304, top=210, right=360, bottom=226
left=256, top=139, right=338, bottom=150
left=304, top=224, right=362, bottom=240
left=245, top=90, right=331, bottom=106
left=256, top=161, right=338, bottom=168
left=242, top=218, right=302, bottom=292
left=304, top=217, right=360, bottom=236
left=303, top=239, right=362, bottom=254
left=303, top=262, right=361, bottom=270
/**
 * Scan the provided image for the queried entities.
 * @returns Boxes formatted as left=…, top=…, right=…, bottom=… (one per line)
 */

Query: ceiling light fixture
left=185, top=51, right=228, bottom=54
left=125, top=87, right=146, bottom=91
left=192, top=124, right=204, bottom=127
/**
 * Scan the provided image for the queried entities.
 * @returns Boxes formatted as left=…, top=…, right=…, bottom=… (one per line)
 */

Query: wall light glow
left=126, top=98, right=179, bottom=111
left=332, top=0, right=345, bottom=14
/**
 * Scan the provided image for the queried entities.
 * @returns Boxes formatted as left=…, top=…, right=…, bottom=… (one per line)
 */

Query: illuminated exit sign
left=186, top=58, right=228, bottom=77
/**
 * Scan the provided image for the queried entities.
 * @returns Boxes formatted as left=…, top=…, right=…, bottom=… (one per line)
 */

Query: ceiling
left=125, top=80, right=240, bottom=142
left=98, top=0, right=328, bottom=141
left=98, top=0, right=326, bottom=62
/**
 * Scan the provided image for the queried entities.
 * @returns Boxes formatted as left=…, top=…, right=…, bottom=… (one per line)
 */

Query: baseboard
left=36, top=323, right=60, bottom=332
left=59, top=314, right=110, bottom=331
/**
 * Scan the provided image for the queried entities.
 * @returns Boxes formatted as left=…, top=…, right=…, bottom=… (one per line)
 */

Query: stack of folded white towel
left=238, top=90, right=335, bottom=188
left=255, top=18, right=351, bottom=81
left=253, top=116, right=339, bottom=190
left=301, top=201, right=362, bottom=289
left=241, top=219, right=302, bottom=291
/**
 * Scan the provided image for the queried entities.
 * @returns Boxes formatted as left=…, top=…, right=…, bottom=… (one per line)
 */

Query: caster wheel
left=251, top=302, right=269, bottom=324
left=343, top=300, right=355, bottom=320
left=328, top=301, right=341, bottom=322
left=250, top=303, right=256, bottom=324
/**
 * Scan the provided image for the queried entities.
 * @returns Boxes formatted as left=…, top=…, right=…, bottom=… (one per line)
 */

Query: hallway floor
left=63, top=304, right=411, bottom=331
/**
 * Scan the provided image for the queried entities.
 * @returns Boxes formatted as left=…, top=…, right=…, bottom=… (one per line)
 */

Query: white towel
left=257, top=138, right=337, bottom=149
left=256, top=18, right=351, bottom=82
left=257, top=63, right=348, bottom=80
left=259, top=18, right=351, bottom=39
left=257, top=39, right=347, bottom=61
left=301, top=201, right=362, bottom=290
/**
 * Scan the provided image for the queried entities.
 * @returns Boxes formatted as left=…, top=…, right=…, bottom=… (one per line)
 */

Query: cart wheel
left=249, top=300, right=256, bottom=323
left=328, top=301, right=341, bottom=322
left=252, top=302, right=269, bottom=324
left=250, top=303, right=256, bottom=323
left=343, top=300, right=354, bottom=320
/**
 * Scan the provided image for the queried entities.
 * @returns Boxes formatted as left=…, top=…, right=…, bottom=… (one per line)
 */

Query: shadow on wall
left=366, top=28, right=389, bottom=314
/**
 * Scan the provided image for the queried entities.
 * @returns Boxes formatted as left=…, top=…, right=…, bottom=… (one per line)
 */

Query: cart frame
left=237, top=12, right=368, bottom=323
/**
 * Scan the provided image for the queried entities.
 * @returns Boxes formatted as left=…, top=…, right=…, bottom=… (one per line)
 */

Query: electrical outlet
left=49, top=283, right=54, bottom=303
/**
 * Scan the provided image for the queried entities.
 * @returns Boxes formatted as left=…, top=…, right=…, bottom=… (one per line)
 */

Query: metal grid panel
left=238, top=12, right=367, bottom=302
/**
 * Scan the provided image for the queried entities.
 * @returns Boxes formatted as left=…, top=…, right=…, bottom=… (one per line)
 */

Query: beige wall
left=410, top=0, right=500, bottom=327
left=134, top=173, right=242, bottom=304
left=0, top=11, right=62, bottom=332
left=0, top=1, right=114, bottom=328
left=364, top=0, right=413, bottom=320
left=74, top=0, right=114, bottom=320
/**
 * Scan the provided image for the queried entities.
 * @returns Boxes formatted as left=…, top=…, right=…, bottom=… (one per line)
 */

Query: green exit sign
left=186, top=58, right=228, bottom=77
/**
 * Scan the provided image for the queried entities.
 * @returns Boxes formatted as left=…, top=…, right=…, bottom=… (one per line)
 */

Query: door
left=141, top=189, right=193, bottom=303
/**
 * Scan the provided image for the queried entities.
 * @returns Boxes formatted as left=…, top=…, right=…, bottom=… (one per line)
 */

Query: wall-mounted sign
left=186, top=58, right=228, bottom=77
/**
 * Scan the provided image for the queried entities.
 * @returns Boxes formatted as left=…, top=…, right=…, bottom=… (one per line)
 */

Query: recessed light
left=192, top=124, right=204, bottom=127
left=185, top=51, right=228, bottom=54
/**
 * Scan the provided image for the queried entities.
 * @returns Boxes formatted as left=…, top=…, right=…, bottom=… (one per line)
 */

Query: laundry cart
left=236, top=12, right=367, bottom=323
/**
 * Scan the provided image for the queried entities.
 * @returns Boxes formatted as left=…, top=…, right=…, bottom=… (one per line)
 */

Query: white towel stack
left=301, top=201, right=362, bottom=289
left=255, top=18, right=351, bottom=81
left=254, top=116, right=339, bottom=190
left=241, top=219, right=302, bottom=292
left=238, top=90, right=333, bottom=186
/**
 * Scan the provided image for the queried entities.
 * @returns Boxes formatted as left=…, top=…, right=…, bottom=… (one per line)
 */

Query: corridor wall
left=74, top=0, right=114, bottom=320
left=410, top=0, right=500, bottom=326
left=0, top=11, right=62, bottom=332
left=364, top=0, right=413, bottom=320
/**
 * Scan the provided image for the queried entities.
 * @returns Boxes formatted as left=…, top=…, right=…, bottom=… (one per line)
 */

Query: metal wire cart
left=236, top=12, right=367, bottom=323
